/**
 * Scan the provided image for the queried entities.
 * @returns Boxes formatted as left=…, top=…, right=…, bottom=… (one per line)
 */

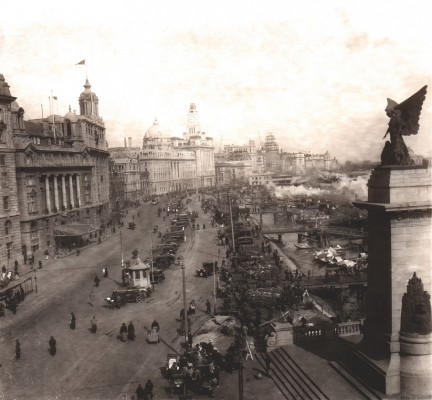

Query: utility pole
left=213, top=261, right=217, bottom=315
left=181, top=260, right=189, bottom=345
left=239, top=359, right=244, bottom=400
left=228, top=193, right=236, bottom=253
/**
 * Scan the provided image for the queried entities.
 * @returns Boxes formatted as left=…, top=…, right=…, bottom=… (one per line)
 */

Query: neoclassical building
left=9, top=76, right=110, bottom=258
left=139, top=103, right=215, bottom=195
left=0, top=74, right=23, bottom=267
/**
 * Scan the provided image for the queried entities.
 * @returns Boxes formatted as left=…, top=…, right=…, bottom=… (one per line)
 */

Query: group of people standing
left=135, top=379, right=153, bottom=400
left=119, top=321, right=135, bottom=341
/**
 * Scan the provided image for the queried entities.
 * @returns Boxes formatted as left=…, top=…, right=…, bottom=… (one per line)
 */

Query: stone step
left=329, top=361, right=383, bottom=400
left=256, top=349, right=329, bottom=400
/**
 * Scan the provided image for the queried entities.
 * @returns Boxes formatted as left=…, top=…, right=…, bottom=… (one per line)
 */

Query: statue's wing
left=395, top=85, right=428, bottom=136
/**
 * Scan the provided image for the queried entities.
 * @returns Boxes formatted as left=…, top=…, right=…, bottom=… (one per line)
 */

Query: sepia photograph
left=1, top=1, right=431, bottom=399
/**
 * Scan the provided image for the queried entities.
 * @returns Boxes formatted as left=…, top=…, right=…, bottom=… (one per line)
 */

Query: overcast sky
left=1, top=0, right=431, bottom=162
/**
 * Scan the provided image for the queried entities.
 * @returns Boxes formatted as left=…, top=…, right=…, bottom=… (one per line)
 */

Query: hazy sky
left=1, top=0, right=431, bottom=162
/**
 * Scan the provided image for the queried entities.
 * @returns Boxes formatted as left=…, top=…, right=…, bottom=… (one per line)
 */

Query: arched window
left=5, top=220, right=12, bottom=235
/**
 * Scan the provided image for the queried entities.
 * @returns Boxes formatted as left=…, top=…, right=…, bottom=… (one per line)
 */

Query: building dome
left=144, top=118, right=167, bottom=139
left=79, top=79, right=99, bottom=101
left=64, top=106, right=78, bottom=122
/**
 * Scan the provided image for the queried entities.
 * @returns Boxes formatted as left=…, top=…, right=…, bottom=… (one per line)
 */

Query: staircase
left=256, top=348, right=329, bottom=400
left=329, top=361, right=383, bottom=400
left=256, top=346, right=385, bottom=400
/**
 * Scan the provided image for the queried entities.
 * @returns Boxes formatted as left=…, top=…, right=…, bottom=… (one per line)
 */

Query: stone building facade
left=137, top=104, right=215, bottom=195
left=0, top=75, right=23, bottom=267
left=109, top=143, right=147, bottom=204
left=9, top=77, right=110, bottom=257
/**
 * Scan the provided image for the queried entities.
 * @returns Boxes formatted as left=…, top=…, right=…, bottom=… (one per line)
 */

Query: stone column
left=354, top=165, right=432, bottom=396
left=61, top=175, right=67, bottom=209
left=76, top=174, right=82, bottom=207
left=69, top=174, right=75, bottom=208
left=45, top=175, right=51, bottom=213
left=53, top=175, right=59, bottom=211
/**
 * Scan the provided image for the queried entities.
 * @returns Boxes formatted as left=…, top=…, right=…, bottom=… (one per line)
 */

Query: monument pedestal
left=353, top=165, right=432, bottom=396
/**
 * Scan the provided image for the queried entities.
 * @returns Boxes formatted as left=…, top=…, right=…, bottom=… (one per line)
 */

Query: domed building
left=140, top=117, right=197, bottom=194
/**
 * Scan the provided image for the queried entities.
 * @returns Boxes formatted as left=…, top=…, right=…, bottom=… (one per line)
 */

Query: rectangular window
left=1, top=172, right=6, bottom=188
left=135, top=270, right=140, bottom=279
left=3, top=196, right=9, bottom=210
left=27, top=193, right=36, bottom=213
left=26, top=175, right=35, bottom=186
left=0, top=155, right=5, bottom=165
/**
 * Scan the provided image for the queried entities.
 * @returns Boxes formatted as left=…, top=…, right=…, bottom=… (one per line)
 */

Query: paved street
left=0, top=194, right=225, bottom=400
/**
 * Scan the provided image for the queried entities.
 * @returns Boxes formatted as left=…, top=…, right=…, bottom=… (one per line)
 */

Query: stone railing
left=336, top=320, right=363, bottom=336
left=293, top=321, right=363, bottom=344
left=293, top=326, right=332, bottom=343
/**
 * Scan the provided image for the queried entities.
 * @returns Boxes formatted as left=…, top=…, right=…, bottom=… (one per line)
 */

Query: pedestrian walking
left=144, top=379, right=154, bottom=400
left=206, top=299, right=212, bottom=315
left=103, top=267, right=109, bottom=278
left=38, top=260, right=42, bottom=269
left=89, top=290, right=95, bottom=306
left=15, top=339, right=21, bottom=360
left=265, top=353, right=272, bottom=376
left=90, top=316, right=97, bottom=333
left=49, top=336, right=56, bottom=356
left=120, top=323, right=128, bottom=342
left=135, top=384, right=146, bottom=400
left=70, top=312, right=76, bottom=330
left=128, top=321, right=135, bottom=341
left=94, top=274, right=100, bottom=288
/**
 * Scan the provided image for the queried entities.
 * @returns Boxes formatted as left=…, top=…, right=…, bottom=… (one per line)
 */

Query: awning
left=54, top=224, right=99, bottom=237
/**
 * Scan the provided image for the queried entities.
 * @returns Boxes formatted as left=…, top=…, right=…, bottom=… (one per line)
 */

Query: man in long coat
left=128, top=321, right=135, bottom=341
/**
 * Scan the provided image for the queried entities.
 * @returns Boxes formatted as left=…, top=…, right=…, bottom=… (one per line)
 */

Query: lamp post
left=181, top=259, right=189, bottom=345
left=34, top=271, right=38, bottom=293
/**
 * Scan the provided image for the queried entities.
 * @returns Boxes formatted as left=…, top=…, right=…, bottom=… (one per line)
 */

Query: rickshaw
left=147, top=326, right=160, bottom=343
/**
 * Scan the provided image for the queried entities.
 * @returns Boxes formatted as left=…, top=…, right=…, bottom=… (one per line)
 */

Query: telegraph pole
left=181, top=260, right=189, bottom=345
left=228, top=193, right=236, bottom=253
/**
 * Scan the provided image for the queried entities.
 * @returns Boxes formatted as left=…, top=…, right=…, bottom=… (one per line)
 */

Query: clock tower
left=186, top=103, right=201, bottom=137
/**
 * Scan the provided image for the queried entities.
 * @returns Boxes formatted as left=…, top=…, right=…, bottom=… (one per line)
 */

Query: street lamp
left=181, top=259, right=189, bottom=345
left=34, top=271, right=38, bottom=293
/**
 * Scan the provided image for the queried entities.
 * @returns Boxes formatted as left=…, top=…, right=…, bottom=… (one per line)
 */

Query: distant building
left=215, top=161, right=253, bottom=185
left=138, top=104, right=215, bottom=195
left=222, top=140, right=264, bottom=172
left=248, top=172, right=273, bottom=186
left=109, top=139, right=147, bottom=205
left=262, top=132, right=281, bottom=173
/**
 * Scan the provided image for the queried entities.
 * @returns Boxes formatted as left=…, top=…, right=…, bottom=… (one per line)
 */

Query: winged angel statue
left=381, top=85, right=428, bottom=165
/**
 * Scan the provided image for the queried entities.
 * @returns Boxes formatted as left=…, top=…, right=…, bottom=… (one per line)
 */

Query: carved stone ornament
left=400, top=272, right=432, bottom=335
left=381, top=86, right=428, bottom=166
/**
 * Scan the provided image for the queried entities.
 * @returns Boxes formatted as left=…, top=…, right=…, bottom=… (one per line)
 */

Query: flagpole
left=51, top=90, right=56, bottom=141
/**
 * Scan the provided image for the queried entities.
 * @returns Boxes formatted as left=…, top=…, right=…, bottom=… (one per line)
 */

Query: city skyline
left=1, top=0, right=431, bottom=162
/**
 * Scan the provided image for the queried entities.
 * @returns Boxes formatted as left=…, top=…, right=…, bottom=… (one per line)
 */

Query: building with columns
left=138, top=104, right=215, bottom=195
left=0, top=74, right=23, bottom=267
left=140, top=119, right=197, bottom=194
left=10, top=77, right=110, bottom=257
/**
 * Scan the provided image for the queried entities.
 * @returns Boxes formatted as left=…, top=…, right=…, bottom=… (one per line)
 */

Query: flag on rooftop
left=76, top=59, right=85, bottom=65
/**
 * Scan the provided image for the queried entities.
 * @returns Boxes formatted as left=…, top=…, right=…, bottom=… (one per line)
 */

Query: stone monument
left=353, top=85, right=432, bottom=397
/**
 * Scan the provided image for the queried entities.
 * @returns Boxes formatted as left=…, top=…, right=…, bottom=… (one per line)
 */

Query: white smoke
left=268, top=172, right=370, bottom=202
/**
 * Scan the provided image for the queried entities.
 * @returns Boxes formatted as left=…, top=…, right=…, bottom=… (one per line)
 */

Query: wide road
left=0, top=193, right=221, bottom=400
